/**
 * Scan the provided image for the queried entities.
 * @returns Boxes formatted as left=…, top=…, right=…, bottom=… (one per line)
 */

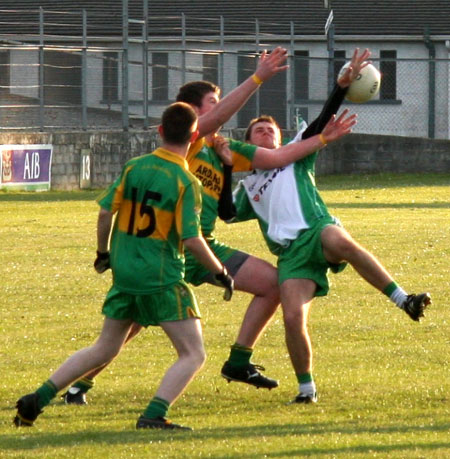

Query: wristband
left=251, top=73, right=263, bottom=85
left=319, top=133, right=328, bottom=146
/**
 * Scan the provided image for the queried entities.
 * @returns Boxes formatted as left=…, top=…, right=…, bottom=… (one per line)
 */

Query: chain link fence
left=1, top=8, right=449, bottom=139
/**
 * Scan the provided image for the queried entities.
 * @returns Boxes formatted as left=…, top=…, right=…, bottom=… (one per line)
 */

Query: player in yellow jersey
left=13, top=102, right=233, bottom=431
left=64, top=47, right=292, bottom=402
left=63, top=48, right=357, bottom=403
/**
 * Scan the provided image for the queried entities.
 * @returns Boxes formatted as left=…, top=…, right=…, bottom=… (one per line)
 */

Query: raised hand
left=254, top=47, right=289, bottom=83
left=338, top=48, right=371, bottom=88
left=321, top=109, right=357, bottom=143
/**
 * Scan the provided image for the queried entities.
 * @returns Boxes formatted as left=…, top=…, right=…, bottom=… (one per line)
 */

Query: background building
left=1, top=0, right=450, bottom=138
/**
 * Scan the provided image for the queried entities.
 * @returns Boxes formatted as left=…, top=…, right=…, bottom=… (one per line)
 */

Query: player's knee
left=260, top=271, right=281, bottom=302
left=282, top=306, right=308, bottom=331
left=263, top=286, right=280, bottom=307
left=191, top=348, right=207, bottom=370
left=237, top=258, right=280, bottom=300
left=331, top=233, right=359, bottom=261
left=90, top=348, right=116, bottom=368
left=199, top=350, right=207, bottom=369
left=102, top=347, right=121, bottom=364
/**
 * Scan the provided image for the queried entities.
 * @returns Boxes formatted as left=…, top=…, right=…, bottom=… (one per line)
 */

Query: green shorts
left=277, top=216, right=347, bottom=297
left=184, top=236, right=249, bottom=286
left=102, top=280, right=201, bottom=327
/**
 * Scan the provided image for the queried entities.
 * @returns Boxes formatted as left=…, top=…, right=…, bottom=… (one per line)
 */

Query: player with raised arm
left=177, top=82, right=356, bottom=390
left=62, top=46, right=290, bottom=404
left=63, top=48, right=357, bottom=404
left=13, top=102, right=234, bottom=430
left=223, top=48, right=431, bottom=404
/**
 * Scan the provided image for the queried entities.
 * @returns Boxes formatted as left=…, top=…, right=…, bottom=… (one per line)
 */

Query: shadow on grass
left=327, top=202, right=450, bottom=209
left=1, top=174, right=449, bottom=201
left=2, top=421, right=450, bottom=454
left=0, top=190, right=101, bottom=202
left=316, top=173, right=450, bottom=191
left=1, top=193, right=448, bottom=209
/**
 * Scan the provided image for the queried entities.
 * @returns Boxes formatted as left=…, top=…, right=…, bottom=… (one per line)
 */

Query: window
left=152, top=52, right=168, bottom=101
left=237, top=52, right=255, bottom=127
left=102, top=52, right=119, bottom=103
left=203, top=53, right=218, bottom=84
left=0, top=50, right=10, bottom=93
left=294, top=51, right=309, bottom=101
left=237, top=51, right=287, bottom=128
left=380, top=50, right=397, bottom=100
left=44, top=50, right=82, bottom=104
left=333, top=50, right=347, bottom=82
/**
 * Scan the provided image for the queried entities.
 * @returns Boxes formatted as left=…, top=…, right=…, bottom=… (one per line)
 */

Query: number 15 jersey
left=97, top=148, right=202, bottom=294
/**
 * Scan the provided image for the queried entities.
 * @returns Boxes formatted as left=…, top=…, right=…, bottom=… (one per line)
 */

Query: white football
left=338, top=62, right=381, bottom=103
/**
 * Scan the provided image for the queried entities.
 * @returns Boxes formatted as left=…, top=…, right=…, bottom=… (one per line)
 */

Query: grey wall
left=1, top=130, right=449, bottom=190
left=316, top=133, right=450, bottom=175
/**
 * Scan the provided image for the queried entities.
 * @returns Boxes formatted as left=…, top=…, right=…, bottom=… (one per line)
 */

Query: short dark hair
left=244, top=115, right=281, bottom=142
left=176, top=80, right=220, bottom=108
left=161, top=102, right=197, bottom=145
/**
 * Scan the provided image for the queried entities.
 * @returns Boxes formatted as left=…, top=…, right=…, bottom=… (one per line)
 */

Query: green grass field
left=1, top=173, right=449, bottom=458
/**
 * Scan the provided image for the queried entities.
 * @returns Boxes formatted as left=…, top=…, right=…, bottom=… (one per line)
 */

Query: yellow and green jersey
left=187, top=137, right=257, bottom=237
left=98, top=147, right=202, bottom=294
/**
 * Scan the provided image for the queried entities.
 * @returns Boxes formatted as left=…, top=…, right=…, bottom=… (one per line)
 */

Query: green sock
left=72, top=377, right=95, bottom=393
left=383, top=281, right=398, bottom=297
left=296, top=372, right=313, bottom=384
left=143, top=396, right=170, bottom=420
left=36, top=380, right=58, bottom=410
left=228, top=343, right=253, bottom=368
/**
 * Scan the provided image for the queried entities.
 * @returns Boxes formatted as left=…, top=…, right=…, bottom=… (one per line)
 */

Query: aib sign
left=0, top=144, right=53, bottom=191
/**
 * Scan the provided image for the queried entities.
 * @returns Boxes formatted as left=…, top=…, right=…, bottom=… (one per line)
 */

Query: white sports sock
left=299, top=381, right=316, bottom=396
left=390, top=287, right=408, bottom=309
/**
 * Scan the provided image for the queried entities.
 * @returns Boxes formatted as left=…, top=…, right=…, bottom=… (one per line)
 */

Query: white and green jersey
left=233, top=83, right=347, bottom=256
left=233, top=138, right=329, bottom=255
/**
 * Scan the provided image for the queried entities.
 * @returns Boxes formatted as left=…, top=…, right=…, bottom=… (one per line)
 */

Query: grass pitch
left=0, top=173, right=449, bottom=458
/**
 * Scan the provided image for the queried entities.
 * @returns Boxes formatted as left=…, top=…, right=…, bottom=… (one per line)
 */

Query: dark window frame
left=102, top=52, right=119, bottom=103
left=294, top=50, right=309, bottom=102
left=380, top=50, right=397, bottom=100
left=152, top=52, right=169, bottom=101
left=203, top=53, right=218, bottom=84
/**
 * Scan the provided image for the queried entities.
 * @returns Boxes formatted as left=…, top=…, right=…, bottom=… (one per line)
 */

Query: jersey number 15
left=127, top=187, right=162, bottom=238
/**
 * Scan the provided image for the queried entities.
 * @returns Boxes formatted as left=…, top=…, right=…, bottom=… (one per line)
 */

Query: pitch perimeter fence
left=0, top=7, right=449, bottom=139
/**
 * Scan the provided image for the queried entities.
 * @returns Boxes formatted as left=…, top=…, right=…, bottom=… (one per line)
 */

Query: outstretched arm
left=251, top=109, right=357, bottom=169
left=302, top=48, right=370, bottom=139
left=198, top=47, right=289, bottom=137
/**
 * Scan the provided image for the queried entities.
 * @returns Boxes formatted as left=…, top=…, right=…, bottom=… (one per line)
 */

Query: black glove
left=94, top=250, right=110, bottom=273
left=214, top=266, right=234, bottom=301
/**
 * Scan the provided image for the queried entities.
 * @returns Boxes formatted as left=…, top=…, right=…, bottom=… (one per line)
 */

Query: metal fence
left=0, top=7, right=449, bottom=139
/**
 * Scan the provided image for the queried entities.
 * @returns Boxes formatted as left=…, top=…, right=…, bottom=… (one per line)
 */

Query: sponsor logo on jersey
left=250, top=167, right=285, bottom=199
left=194, top=163, right=222, bottom=195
